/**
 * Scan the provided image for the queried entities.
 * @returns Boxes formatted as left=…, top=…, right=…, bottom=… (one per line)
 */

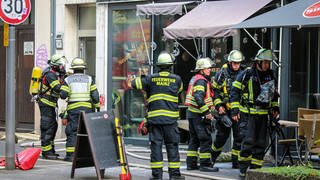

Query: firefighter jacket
left=38, top=67, right=63, bottom=107
left=60, top=73, right=100, bottom=111
left=212, top=63, right=244, bottom=110
left=230, top=67, right=279, bottom=116
left=185, top=74, right=214, bottom=117
left=131, top=71, right=183, bottom=125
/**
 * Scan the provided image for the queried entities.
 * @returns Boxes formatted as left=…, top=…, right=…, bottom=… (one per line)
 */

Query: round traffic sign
left=0, top=0, right=31, bottom=25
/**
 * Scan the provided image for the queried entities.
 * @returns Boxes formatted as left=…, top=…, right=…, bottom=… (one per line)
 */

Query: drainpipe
left=51, top=0, right=56, bottom=55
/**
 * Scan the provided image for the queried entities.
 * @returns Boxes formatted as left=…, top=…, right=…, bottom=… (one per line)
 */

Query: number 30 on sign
left=0, top=0, right=31, bottom=25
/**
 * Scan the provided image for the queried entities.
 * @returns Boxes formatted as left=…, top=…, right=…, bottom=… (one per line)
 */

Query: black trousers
left=149, top=122, right=181, bottom=178
left=211, top=114, right=241, bottom=165
left=39, top=102, right=57, bottom=154
left=238, top=113, right=268, bottom=174
left=65, top=107, right=93, bottom=154
left=186, top=116, right=212, bottom=168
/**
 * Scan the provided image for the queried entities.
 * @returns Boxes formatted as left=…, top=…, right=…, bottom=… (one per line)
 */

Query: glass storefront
left=289, top=28, right=320, bottom=120
left=110, top=8, right=151, bottom=138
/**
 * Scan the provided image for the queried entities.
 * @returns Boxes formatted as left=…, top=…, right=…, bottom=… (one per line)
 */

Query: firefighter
left=211, top=50, right=245, bottom=169
left=185, top=58, right=218, bottom=172
left=60, top=58, right=100, bottom=162
left=38, top=54, right=66, bottom=160
left=230, top=49, right=280, bottom=177
left=129, top=52, right=185, bottom=180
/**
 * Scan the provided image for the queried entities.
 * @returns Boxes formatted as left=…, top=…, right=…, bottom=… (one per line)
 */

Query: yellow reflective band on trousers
left=232, top=149, right=240, bottom=156
left=147, top=110, right=179, bottom=118
left=67, top=102, right=92, bottom=110
left=169, top=162, right=181, bottom=168
left=211, top=144, right=223, bottom=152
left=239, top=155, right=252, bottom=162
left=66, top=147, right=75, bottom=153
left=148, top=93, right=178, bottom=103
left=135, top=77, right=142, bottom=89
left=251, top=158, right=263, bottom=166
left=239, top=106, right=269, bottom=115
left=42, top=144, right=52, bottom=152
left=50, top=80, right=60, bottom=88
left=40, top=98, right=57, bottom=107
left=187, top=151, right=198, bottom=157
left=199, top=152, right=211, bottom=159
left=150, top=161, right=163, bottom=168
left=90, top=84, right=97, bottom=91
left=60, top=85, right=70, bottom=93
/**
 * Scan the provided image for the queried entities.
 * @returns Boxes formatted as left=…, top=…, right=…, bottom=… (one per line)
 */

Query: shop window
left=111, top=8, right=150, bottom=138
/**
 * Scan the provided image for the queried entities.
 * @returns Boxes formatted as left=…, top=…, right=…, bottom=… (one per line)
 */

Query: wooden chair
left=299, top=112, right=320, bottom=162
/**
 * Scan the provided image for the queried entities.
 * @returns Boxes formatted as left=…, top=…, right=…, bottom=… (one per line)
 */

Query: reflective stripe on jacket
left=185, top=74, right=213, bottom=114
left=132, top=71, right=183, bottom=125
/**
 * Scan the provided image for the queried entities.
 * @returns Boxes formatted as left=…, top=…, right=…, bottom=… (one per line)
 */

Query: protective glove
left=137, top=120, right=148, bottom=136
left=59, top=112, right=68, bottom=126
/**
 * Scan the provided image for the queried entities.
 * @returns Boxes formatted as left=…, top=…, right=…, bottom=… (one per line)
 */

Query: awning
left=233, top=0, right=320, bottom=28
left=136, top=1, right=194, bottom=16
left=163, top=0, right=272, bottom=39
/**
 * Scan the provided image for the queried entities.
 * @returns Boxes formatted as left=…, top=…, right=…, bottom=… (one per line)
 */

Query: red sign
left=0, top=0, right=31, bottom=25
left=303, top=1, right=320, bottom=18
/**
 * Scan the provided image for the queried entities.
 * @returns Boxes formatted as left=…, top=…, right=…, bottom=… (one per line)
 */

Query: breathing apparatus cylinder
left=29, top=66, right=42, bottom=95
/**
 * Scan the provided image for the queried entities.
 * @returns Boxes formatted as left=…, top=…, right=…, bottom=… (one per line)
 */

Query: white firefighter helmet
left=70, top=58, right=87, bottom=69
left=254, top=48, right=273, bottom=61
left=156, top=52, right=174, bottom=66
left=227, top=50, right=244, bottom=62
left=194, top=58, right=214, bottom=72
left=49, top=54, right=66, bottom=66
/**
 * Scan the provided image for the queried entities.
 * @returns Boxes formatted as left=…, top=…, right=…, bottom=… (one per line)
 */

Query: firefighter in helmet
left=185, top=58, right=218, bottom=172
left=229, top=49, right=280, bottom=177
left=60, top=57, right=100, bottom=161
left=38, top=54, right=66, bottom=160
left=129, top=52, right=185, bottom=180
left=211, top=50, right=245, bottom=169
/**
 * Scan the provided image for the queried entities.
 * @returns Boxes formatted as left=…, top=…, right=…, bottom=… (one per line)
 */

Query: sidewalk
left=0, top=132, right=241, bottom=180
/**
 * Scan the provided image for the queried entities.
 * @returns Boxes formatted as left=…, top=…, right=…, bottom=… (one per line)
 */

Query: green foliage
left=257, top=165, right=320, bottom=180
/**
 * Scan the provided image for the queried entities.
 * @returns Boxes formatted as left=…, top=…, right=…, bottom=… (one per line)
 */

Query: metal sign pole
left=5, top=26, right=16, bottom=170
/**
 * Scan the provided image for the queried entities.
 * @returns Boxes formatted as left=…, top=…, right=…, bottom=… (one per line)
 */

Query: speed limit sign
left=0, top=0, right=31, bottom=25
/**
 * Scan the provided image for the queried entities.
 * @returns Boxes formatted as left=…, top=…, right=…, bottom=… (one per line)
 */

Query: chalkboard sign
left=71, top=110, right=119, bottom=180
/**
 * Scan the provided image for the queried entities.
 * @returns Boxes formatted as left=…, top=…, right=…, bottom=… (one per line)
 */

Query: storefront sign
left=303, top=1, right=320, bottom=18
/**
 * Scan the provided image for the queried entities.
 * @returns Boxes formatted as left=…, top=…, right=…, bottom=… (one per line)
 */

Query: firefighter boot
left=42, top=150, right=58, bottom=160
left=199, top=166, right=219, bottom=172
left=64, top=152, right=74, bottom=162
left=169, top=175, right=185, bottom=180
left=239, top=160, right=250, bottom=178
left=211, top=149, right=220, bottom=166
left=51, top=144, right=59, bottom=157
left=232, top=154, right=239, bottom=169
left=186, top=156, right=199, bottom=170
